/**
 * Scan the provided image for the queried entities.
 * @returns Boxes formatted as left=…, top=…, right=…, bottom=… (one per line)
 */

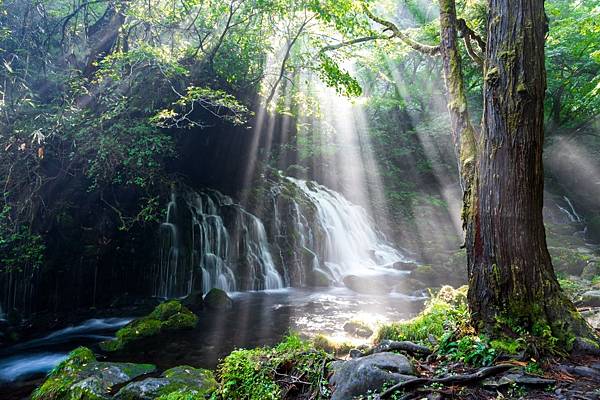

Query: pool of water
left=0, top=286, right=425, bottom=399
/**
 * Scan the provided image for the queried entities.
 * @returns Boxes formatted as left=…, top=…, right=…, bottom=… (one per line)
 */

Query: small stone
left=343, top=321, right=373, bottom=338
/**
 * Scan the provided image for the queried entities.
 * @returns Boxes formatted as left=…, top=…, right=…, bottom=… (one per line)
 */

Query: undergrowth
left=213, top=333, right=332, bottom=400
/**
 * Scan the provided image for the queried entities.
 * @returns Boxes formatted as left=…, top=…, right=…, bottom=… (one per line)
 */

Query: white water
left=288, top=178, right=409, bottom=280
left=157, top=189, right=284, bottom=298
left=557, top=196, right=583, bottom=223
left=156, top=178, right=410, bottom=297
left=0, top=318, right=131, bottom=383
left=0, top=353, right=68, bottom=382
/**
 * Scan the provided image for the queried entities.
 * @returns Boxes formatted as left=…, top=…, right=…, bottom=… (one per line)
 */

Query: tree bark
left=466, top=0, right=595, bottom=346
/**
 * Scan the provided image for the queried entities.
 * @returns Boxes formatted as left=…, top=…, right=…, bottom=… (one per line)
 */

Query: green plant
left=376, top=286, right=469, bottom=344
left=215, top=333, right=332, bottom=400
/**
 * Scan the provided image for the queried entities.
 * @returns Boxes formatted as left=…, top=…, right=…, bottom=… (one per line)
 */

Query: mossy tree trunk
left=436, top=0, right=597, bottom=347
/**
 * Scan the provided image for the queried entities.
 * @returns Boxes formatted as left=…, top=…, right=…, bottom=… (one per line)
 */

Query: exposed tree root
left=376, top=364, right=514, bottom=399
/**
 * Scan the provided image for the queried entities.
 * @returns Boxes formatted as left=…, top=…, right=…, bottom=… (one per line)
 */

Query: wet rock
left=581, top=291, right=600, bottom=307
left=391, top=261, right=418, bottom=271
left=32, top=347, right=156, bottom=400
left=116, top=365, right=216, bottom=399
left=204, top=288, right=233, bottom=310
left=348, top=349, right=363, bottom=358
left=100, top=301, right=198, bottom=352
left=330, top=352, right=415, bottom=400
left=181, top=290, right=204, bottom=313
left=343, top=275, right=391, bottom=295
left=306, top=269, right=331, bottom=287
left=343, top=321, right=373, bottom=338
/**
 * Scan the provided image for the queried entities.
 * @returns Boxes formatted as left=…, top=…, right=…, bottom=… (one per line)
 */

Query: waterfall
left=156, top=188, right=283, bottom=298
left=285, top=178, right=409, bottom=280
left=155, top=177, right=410, bottom=298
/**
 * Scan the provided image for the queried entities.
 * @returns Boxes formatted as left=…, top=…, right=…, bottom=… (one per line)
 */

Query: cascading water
left=155, top=188, right=284, bottom=299
left=283, top=178, right=409, bottom=281
left=155, top=177, right=411, bottom=298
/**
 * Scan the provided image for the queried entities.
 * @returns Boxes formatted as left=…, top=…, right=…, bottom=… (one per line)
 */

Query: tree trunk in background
left=466, top=0, right=595, bottom=345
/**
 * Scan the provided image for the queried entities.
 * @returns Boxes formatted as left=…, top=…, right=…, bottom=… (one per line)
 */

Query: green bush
left=215, top=333, right=332, bottom=400
left=376, top=286, right=469, bottom=344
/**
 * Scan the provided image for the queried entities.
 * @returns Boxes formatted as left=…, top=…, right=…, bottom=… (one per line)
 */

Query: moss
left=489, top=338, right=524, bottom=354
left=549, top=247, right=590, bottom=276
left=215, top=333, right=332, bottom=400
left=311, top=334, right=354, bottom=356
left=150, top=300, right=183, bottom=320
left=162, top=311, right=198, bottom=330
left=31, top=347, right=96, bottom=400
left=101, top=300, right=197, bottom=352
left=376, top=286, right=469, bottom=344
left=117, top=318, right=162, bottom=342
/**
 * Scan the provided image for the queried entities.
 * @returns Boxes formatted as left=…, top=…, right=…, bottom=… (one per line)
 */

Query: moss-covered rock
left=203, top=288, right=233, bottom=310
left=100, top=301, right=198, bottom=352
left=115, top=366, right=216, bottom=400
left=549, top=246, right=591, bottom=276
left=32, top=347, right=155, bottom=400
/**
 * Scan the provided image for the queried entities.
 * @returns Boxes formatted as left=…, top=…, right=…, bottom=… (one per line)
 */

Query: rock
left=116, top=365, right=217, bottom=399
left=349, top=349, right=363, bottom=358
left=329, top=352, right=415, bottom=400
left=100, top=300, right=198, bottom=352
left=343, top=275, right=391, bottom=295
left=483, top=373, right=555, bottom=389
left=582, top=262, right=600, bottom=280
left=181, top=290, right=204, bottom=313
left=306, top=269, right=331, bottom=287
left=560, top=365, right=600, bottom=382
left=343, top=321, right=373, bottom=338
left=32, top=347, right=156, bottom=400
left=581, top=290, right=600, bottom=307
left=391, top=261, right=418, bottom=271
left=204, top=288, right=233, bottom=310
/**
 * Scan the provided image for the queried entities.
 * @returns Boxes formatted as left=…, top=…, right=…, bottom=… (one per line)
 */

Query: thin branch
left=364, top=6, right=440, bottom=56
left=456, top=19, right=484, bottom=66
left=320, top=35, right=390, bottom=52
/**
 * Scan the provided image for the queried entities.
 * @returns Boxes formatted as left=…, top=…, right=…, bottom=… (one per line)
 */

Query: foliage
left=376, top=286, right=469, bottom=344
left=0, top=205, right=45, bottom=273
left=214, top=333, right=332, bottom=400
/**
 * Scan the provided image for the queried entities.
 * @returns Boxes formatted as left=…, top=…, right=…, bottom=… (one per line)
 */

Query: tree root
left=376, top=364, right=514, bottom=399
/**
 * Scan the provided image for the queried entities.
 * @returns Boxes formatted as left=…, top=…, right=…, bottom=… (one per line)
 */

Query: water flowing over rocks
left=154, top=175, right=413, bottom=299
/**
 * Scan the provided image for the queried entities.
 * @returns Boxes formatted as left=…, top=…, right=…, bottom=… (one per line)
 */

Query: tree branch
left=320, top=34, right=391, bottom=52
left=456, top=18, right=484, bottom=66
left=363, top=6, right=440, bottom=56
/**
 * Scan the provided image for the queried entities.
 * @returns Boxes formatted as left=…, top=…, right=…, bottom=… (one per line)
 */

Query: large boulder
left=115, top=365, right=216, bottom=399
left=204, top=288, right=233, bottom=310
left=32, top=347, right=155, bottom=400
left=329, top=352, right=415, bottom=400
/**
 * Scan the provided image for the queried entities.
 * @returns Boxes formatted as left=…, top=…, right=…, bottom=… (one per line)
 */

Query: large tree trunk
left=466, top=0, right=595, bottom=346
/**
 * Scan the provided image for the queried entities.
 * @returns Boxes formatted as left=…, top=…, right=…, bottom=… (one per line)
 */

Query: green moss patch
left=214, top=333, right=332, bottom=400
left=32, top=347, right=155, bottom=400
left=376, top=286, right=468, bottom=344
left=100, top=300, right=198, bottom=352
